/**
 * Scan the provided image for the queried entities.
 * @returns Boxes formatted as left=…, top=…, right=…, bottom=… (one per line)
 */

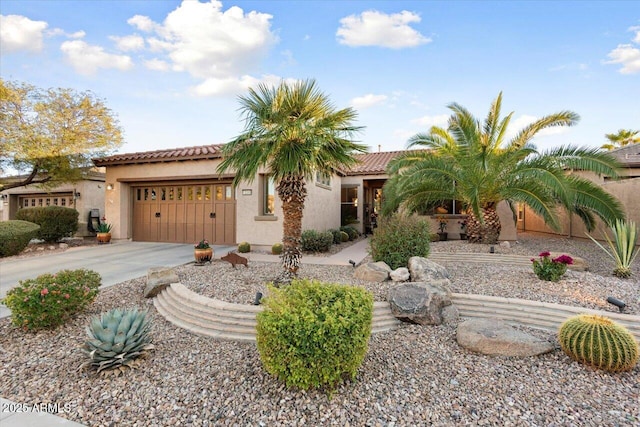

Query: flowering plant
left=531, top=251, right=573, bottom=282
left=458, top=219, right=467, bottom=231
left=195, top=239, right=210, bottom=249
left=436, top=215, right=448, bottom=233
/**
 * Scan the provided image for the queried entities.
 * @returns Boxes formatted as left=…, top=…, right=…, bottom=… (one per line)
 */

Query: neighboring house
left=518, top=143, right=640, bottom=239
left=0, top=171, right=106, bottom=237
left=93, top=144, right=517, bottom=246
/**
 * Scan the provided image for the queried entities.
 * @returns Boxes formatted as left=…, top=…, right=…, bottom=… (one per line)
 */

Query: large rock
left=388, top=281, right=454, bottom=325
left=144, top=267, right=179, bottom=298
left=456, top=318, right=555, bottom=357
left=408, top=257, right=450, bottom=282
left=354, top=261, right=391, bottom=282
left=390, top=267, right=410, bottom=282
left=549, top=252, right=588, bottom=272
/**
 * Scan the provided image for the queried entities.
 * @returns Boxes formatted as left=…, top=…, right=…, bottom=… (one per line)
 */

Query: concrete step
left=430, top=252, right=532, bottom=266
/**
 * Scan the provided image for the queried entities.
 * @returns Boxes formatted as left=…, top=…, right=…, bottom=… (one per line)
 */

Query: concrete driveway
left=0, top=241, right=235, bottom=319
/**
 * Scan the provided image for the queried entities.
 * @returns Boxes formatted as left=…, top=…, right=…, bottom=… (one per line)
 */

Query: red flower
left=539, top=251, right=551, bottom=257
left=63, top=294, right=70, bottom=299
left=552, top=255, right=574, bottom=265
left=40, top=288, right=49, bottom=296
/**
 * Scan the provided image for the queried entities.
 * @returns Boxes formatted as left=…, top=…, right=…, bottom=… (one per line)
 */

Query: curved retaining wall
left=154, top=283, right=640, bottom=342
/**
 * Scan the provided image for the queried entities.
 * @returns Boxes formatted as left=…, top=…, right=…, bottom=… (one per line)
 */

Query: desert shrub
left=531, top=252, right=573, bottom=282
left=369, top=214, right=431, bottom=270
left=430, top=233, right=440, bottom=242
left=256, top=279, right=373, bottom=393
left=2, top=269, right=101, bottom=330
left=340, top=225, right=359, bottom=241
left=0, top=220, right=40, bottom=257
left=328, top=229, right=343, bottom=245
left=340, top=231, right=349, bottom=242
left=238, top=242, right=251, bottom=253
left=16, top=206, right=79, bottom=242
left=301, top=230, right=333, bottom=252
left=272, top=242, right=283, bottom=255
left=558, top=314, right=638, bottom=372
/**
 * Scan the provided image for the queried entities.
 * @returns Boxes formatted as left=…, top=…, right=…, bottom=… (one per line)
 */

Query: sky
left=1, top=0, right=639, bottom=158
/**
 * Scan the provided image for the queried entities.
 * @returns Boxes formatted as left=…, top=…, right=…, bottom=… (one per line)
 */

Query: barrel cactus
left=238, top=242, right=251, bottom=253
left=558, top=314, right=638, bottom=373
left=271, top=242, right=283, bottom=255
left=82, top=308, right=154, bottom=375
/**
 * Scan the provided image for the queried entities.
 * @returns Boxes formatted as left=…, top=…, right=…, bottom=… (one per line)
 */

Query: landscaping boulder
left=388, top=281, right=454, bottom=325
left=408, top=257, right=450, bottom=282
left=499, top=241, right=511, bottom=249
left=456, top=318, right=555, bottom=357
left=354, top=261, right=391, bottom=282
left=144, top=267, right=179, bottom=298
left=549, top=252, right=588, bottom=271
left=390, top=267, right=410, bottom=282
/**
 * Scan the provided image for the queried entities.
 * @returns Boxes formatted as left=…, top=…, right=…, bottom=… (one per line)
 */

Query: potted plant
left=194, top=239, right=213, bottom=264
left=458, top=218, right=468, bottom=240
left=436, top=215, right=448, bottom=241
left=96, top=219, right=112, bottom=244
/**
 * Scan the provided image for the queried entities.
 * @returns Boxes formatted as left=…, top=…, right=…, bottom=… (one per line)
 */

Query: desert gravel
left=0, top=233, right=638, bottom=426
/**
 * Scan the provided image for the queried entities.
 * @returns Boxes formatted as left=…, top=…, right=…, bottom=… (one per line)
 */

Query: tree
left=217, top=79, right=366, bottom=282
left=384, top=92, right=625, bottom=244
left=601, top=129, right=640, bottom=150
left=0, top=79, right=123, bottom=190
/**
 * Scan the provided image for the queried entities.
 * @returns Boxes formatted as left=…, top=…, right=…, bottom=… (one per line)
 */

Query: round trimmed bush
left=301, top=230, right=333, bottom=252
left=256, top=279, right=373, bottom=393
left=0, top=220, right=40, bottom=257
left=369, top=214, right=431, bottom=269
left=340, top=225, right=358, bottom=241
left=15, top=206, right=78, bottom=242
left=328, top=229, right=342, bottom=244
left=558, top=314, right=638, bottom=372
left=238, top=242, right=251, bottom=253
left=340, top=231, right=349, bottom=242
left=271, top=242, right=283, bottom=255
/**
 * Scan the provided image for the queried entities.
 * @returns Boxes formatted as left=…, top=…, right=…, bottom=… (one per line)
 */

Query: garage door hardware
left=155, top=212, right=161, bottom=218
left=210, top=212, right=216, bottom=218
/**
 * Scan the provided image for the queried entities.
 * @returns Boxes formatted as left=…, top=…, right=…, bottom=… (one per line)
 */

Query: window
left=263, top=175, right=275, bottom=215
left=316, top=171, right=331, bottom=187
left=341, top=186, right=358, bottom=225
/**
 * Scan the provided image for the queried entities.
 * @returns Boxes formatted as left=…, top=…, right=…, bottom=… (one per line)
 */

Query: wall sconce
left=353, top=197, right=358, bottom=207
left=74, top=192, right=81, bottom=200
left=106, top=183, right=114, bottom=191
left=0, top=194, right=7, bottom=201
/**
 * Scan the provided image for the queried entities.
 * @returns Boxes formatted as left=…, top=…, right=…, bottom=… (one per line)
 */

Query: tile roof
left=607, top=143, right=640, bottom=167
left=93, top=144, right=224, bottom=166
left=92, top=143, right=406, bottom=175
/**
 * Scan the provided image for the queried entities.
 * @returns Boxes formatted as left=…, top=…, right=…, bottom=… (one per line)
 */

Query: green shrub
left=558, top=314, right=638, bottom=372
left=430, top=233, right=440, bottom=242
left=301, top=230, right=333, bottom=252
left=238, top=242, right=251, bottom=253
left=256, top=279, right=373, bottom=393
left=369, top=214, right=431, bottom=270
left=2, top=269, right=101, bottom=330
left=15, top=206, right=79, bottom=242
left=531, top=252, right=573, bottom=282
left=328, top=229, right=343, bottom=245
left=340, top=225, right=358, bottom=241
left=340, top=231, right=349, bottom=242
left=272, top=242, right=283, bottom=255
left=82, top=308, right=154, bottom=375
left=0, top=220, right=40, bottom=257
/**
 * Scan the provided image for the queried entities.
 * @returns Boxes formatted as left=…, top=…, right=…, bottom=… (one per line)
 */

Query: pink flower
left=40, top=288, right=49, bottom=296
left=539, top=251, right=551, bottom=257
left=553, top=255, right=574, bottom=265
left=63, top=294, right=70, bottom=299
left=530, top=258, right=536, bottom=263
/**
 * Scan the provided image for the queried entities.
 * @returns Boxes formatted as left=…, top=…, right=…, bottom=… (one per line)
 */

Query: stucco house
left=0, top=171, right=106, bottom=237
left=92, top=144, right=518, bottom=247
left=518, top=143, right=640, bottom=239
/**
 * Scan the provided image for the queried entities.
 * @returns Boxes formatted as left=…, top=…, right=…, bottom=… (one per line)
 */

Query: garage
left=132, top=182, right=235, bottom=245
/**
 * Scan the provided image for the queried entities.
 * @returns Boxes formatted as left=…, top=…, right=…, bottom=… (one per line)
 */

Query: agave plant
left=82, top=308, right=154, bottom=375
left=587, top=219, right=639, bottom=278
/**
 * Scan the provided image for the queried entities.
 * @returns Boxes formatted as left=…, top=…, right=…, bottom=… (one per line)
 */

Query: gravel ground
left=1, top=232, right=638, bottom=426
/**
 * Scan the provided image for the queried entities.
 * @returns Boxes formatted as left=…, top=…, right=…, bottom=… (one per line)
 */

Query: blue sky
left=1, top=0, right=638, bottom=156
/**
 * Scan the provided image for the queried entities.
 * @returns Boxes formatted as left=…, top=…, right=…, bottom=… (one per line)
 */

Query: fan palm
left=601, top=129, right=640, bottom=150
left=217, top=79, right=366, bottom=282
left=385, top=92, right=625, bottom=243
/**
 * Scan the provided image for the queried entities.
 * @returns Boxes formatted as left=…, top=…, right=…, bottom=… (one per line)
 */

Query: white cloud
left=144, top=58, right=170, bottom=71
left=192, top=74, right=284, bottom=97
left=411, top=114, right=449, bottom=128
left=505, top=115, right=570, bottom=141
left=336, top=10, right=431, bottom=49
left=60, top=40, right=134, bottom=75
left=630, top=25, right=640, bottom=44
left=47, top=28, right=86, bottom=39
left=0, top=14, right=48, bottom=53
left=350, top=93, right=388, bottom=109
left=127, top=0, right=278, bottom=83
left=110, top=34, right=145, bottom=52
left=280, top=49, right=296, bottom=66
left=605, top=44, right=640, bottom=74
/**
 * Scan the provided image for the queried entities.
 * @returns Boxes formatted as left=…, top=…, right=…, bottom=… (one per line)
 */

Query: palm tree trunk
left=467, top=203, right=501, bottom=244
left=275, top=174, right=307, bottom=285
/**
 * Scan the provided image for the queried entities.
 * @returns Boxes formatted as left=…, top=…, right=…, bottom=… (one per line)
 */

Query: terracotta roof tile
left=346, top=151, right=405, bottom=176
left=93, top=144, right=224, bottom=166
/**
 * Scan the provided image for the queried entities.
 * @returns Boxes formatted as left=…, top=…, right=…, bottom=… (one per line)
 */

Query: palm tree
left=601, top=129, right=640, bottom=150
left=217, top=79, right=367, bottom=282
left=385, top=92, right=625, bottom=244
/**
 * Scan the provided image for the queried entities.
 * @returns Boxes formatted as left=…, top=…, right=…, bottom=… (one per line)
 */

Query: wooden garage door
left=132, top=183, right=235, bottom=245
